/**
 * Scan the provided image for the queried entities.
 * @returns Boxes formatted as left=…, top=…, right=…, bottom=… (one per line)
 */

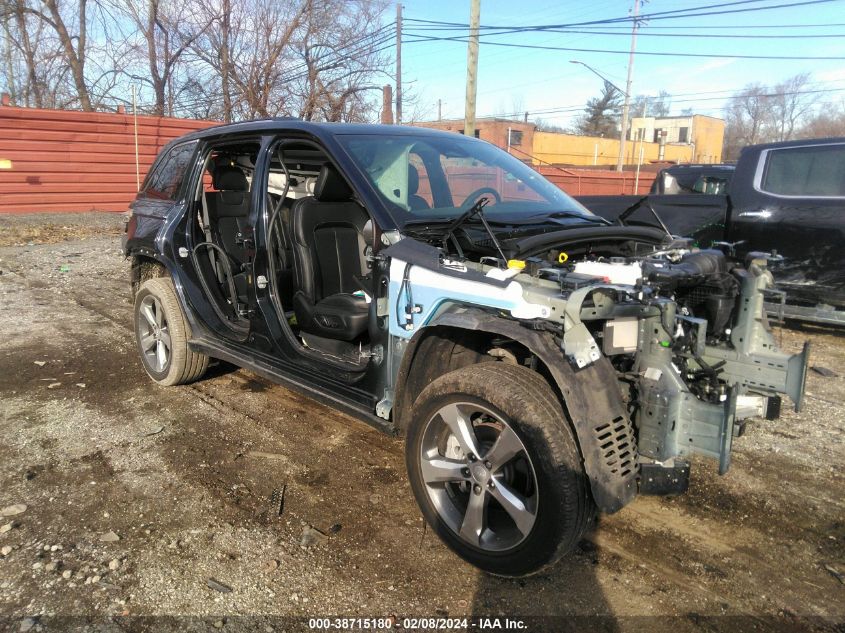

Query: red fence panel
left=0, top=106, right=218, bottom=213
left=0, top=106, right=656, bottom=214
left=537, top=166, right=655, bottom=196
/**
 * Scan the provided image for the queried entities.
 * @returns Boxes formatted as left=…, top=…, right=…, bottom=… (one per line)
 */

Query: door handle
left=738, top=210, right=772, bottom=219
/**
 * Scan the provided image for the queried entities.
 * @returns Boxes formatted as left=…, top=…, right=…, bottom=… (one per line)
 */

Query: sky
left=395, top=0, right=845, bottom=126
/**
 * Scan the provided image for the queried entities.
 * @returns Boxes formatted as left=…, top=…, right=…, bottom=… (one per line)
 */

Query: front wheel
left=406, top=362, right=594, bottom=576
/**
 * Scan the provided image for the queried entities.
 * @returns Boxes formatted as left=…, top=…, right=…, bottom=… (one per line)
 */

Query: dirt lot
left=0, top=213, right=843, bottom=633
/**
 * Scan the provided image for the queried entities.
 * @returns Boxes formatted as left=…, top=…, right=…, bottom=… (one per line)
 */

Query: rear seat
left=205, top=165, right=251, bottom=303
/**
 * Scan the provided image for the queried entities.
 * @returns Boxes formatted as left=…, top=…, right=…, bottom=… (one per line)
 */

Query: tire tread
left=407, top=362, right=595, bottom=576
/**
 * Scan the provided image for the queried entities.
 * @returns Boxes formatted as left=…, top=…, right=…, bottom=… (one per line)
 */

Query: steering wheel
left=460, top=187, right=502, bottom=208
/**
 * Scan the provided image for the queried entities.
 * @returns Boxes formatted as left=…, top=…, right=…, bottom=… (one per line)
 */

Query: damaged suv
left=123, top=121, right=809, bottom=576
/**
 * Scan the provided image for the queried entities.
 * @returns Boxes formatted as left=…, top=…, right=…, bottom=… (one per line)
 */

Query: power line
left=275, top=25, right=396, bottom=84
left=477, top=85, right=845, bottom=120
left=405, top=28, right=845, bottom=39
left=403, top=34, right=845, bottom=61
left=404, top=0, right=843, bottom=32
left=516, top=22, right=845, bottom=29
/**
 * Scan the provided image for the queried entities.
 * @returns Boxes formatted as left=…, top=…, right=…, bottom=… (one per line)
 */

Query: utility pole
left=463, top=0, right=480, bottom=137
left=395, top=3, right=402, bottom=124
left=616, top=0, right=640, bottom=172
left=381, top=85, right=394, bottom=124
left=437, top=99, right=442, bottom=121
left=221, top=0, right=232, bottom=123
left=132, top=85, right=140, bottom=192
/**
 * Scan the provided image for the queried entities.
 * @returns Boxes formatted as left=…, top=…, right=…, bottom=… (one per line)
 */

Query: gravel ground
left=0, top=213, right=843, bottom=633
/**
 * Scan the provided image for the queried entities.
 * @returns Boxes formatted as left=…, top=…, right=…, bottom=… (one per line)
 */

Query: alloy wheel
left=138, top=294, right=171, bottom=373
left=419, top=401, right=539, bottom=552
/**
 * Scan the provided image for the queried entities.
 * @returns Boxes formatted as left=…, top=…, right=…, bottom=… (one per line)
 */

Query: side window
left=145, top=141, right=198, bottom=201
left=761, top=144, right=845, bottom=197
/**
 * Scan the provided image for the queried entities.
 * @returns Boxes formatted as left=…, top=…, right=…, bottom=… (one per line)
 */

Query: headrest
left=213, top=166, right=248, bottom=192
left=408, top=165, right=420, bottom=195
left=362, top=219, right=374, bottom=246
left=314, top=164, right=353, bottom=202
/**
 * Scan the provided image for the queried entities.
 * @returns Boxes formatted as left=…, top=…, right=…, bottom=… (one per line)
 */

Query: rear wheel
left=406, top=362, right=594, bottom=576
left=134, top=277, right=209, bottom=386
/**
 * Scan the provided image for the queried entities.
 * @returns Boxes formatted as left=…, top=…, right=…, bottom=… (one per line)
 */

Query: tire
left=133, top=277, right=209, bottom=386
left=405, top=362, right=594, bottom=576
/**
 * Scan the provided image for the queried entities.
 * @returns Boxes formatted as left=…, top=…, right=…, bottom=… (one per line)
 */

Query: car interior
left=190, top=139, right=375, bottom=368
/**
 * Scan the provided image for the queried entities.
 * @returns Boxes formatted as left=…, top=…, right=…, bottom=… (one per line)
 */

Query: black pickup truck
left=577, top=137, right=845, bottom=325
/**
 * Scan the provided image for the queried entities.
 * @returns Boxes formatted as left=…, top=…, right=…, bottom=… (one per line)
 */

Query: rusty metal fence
left=0, top=106, right=216, bottom=213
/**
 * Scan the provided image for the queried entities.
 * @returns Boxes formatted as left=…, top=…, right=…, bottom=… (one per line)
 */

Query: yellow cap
left=507, top=259, right=526, bottom=270
left=558, top=252, right=569, bottom=263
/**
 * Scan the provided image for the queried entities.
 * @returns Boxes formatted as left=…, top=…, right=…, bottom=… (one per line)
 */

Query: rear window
left=761, top=144, right=845, bottom=197
left=144, top=141, right=198, bottom=201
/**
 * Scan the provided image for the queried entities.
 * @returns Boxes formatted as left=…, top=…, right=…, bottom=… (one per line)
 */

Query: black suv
left=123, top=120, right=808, bottom=576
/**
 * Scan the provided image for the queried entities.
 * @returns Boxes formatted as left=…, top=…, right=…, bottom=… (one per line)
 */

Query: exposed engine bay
left=384, top=216, right=811, bottom=492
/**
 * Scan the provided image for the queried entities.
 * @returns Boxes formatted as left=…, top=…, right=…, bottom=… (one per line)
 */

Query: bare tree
left=1, top=0, right=389, bottom=119
left=38, top=0, right=92, bottom=110
left=798, top=103, right=845, bottom=138
left=289, top=0, right=388, bottom=122
left=574, top=81, right=622, bottom=138
left=112, top=0, right=215, bottom=116
left=770, top=73, right=819, bottom=142
left=1, top=0, right=78, bottom=108
left=632, top=90, right=671, bottom=118
left=189, top=0, right=311, bottom=120
left=534, top=118, right=567, bottom=133
left=723, top=74, right=824, bottom=159
left=723, top=82, right=773, bottom=160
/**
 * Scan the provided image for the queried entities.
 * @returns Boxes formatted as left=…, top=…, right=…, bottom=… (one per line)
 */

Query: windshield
left=337, top=133, right=596, bottom=225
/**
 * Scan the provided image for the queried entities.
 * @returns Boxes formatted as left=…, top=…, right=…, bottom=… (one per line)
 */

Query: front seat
left=408, top=165, right=430, bottom=211
left=290, top=164, right=370, bottom=342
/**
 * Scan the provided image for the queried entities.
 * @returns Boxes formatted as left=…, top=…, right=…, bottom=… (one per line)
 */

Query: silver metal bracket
left=375, top=389, right=394, bottom=420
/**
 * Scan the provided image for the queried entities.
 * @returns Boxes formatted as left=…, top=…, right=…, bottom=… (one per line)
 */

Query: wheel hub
left=470, top=462, right=490, bottom=485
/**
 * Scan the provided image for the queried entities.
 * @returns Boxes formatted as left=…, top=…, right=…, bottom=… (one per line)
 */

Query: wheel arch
left=394, top=309, right=638, bottom=513
left=129, top=251, right=169, bottom=298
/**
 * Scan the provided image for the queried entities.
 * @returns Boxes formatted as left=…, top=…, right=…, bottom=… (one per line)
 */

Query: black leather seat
left=205, top=165, right=251, bottom=300
left=290, top=164, right=370, bottom=342
left=408, top=165, right=430, bottom=211
left=206, top=166, right=251, bottom=265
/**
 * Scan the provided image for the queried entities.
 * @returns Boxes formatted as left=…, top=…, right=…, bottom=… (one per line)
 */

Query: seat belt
left=200, top=190, right=224, bottom=283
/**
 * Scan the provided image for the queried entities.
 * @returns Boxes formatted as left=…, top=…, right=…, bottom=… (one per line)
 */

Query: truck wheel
left=133, top=277, right=209, bottom=386
left=406, top=363, right=594, bottom=576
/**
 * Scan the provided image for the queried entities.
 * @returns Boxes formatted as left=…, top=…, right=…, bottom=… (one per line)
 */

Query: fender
left=394, top=308, right=638, bottom=513
left=125, top=244, right=216, bottom=346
